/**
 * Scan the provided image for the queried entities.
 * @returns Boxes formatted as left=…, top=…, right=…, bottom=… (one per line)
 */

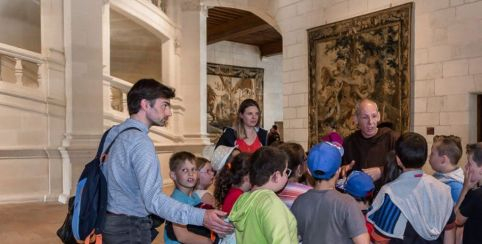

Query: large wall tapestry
left=308, top=3, right=412, bottom=146
left=207, top=63, right=264, bottom=133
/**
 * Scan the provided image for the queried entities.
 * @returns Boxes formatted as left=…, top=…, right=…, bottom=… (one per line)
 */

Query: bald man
left=342, top=99, right=399, bottom=182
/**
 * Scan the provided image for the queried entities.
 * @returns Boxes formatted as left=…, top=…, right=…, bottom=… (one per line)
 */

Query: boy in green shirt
left=229, top=147, right=298, bottom=244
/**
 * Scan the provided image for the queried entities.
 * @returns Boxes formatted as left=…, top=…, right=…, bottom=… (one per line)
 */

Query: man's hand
left=203, top=209, right=234, bottom=236
left=363, top=167, right=382, bottom=181
left=341, top=160, right=356, bottom=178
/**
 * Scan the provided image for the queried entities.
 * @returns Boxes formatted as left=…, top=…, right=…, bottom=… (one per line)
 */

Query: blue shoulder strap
left=98, top=127, right=141, bottom=162
left=94, top=128, right=112, bottom=159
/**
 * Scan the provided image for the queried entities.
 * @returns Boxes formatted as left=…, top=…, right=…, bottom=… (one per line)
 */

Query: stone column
left=179, top=0, right=210, bottom=145
left=61, top=0, right=106, bottom=201
left=40, top=0, right=68, bottom=202
left=69, top=0, right=104, bottom=138
left=102, top=1, right=110, bottom=76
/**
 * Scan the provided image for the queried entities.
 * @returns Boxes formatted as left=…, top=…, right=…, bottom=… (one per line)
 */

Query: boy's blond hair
left=433, top=135, right=462, bottom=165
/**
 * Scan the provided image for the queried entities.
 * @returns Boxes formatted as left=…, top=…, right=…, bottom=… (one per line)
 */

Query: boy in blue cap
left=291, top=142, right=369, bottom=244
left=338, top=171, right=375, bottom=242
left=338, top=170, right=375, bottom=213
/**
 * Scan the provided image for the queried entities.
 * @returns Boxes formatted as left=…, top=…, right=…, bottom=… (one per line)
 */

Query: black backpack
left=57, top=127, right=139, bottom=243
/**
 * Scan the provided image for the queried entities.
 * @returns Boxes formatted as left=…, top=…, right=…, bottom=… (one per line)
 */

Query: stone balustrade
left=0, top=43, right=44, bottom=93
left=103, top=75, right=131, bottom=123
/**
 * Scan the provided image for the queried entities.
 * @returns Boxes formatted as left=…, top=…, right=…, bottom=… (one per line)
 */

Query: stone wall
left=0, top=0, right=41, bottom=52
left=274, top=0, right=482, bottom=156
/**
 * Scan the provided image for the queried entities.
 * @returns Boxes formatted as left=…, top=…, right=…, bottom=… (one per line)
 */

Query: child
left=229, top=147, right=298, bottom=244
left=338, top=170, right=374, bottom=214
left=367, top=132, right=455, bottom=243
left=379, top=150, right=402, bottom=186
left=320, top=117, right=344, bottom=145
left=214, top=152, right=251, bottom=214
left=164, top=151, right=213, bottom=244
left=429, top=135, right=464, bottom=202
left=195, top=157, right=216, bottom=206
left=338, top=170, right=375, bottom=242
left=455, top=142, right=482, bottom=244
left=291, top=142, right=369, bottom=244
left=276, top=142, right=313, bottom=208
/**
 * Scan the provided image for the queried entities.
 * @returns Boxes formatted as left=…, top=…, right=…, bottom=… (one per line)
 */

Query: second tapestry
left=207, top=63, right=264, bottom=133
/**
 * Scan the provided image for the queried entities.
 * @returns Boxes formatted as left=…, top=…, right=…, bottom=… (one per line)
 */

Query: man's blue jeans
left=103, top=212, right=152, bottom=244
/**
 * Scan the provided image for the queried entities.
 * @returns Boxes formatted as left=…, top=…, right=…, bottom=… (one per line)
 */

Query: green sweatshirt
left=229, top=189, right=298, bottom=244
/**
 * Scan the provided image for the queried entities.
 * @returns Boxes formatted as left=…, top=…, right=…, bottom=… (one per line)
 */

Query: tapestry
left=308, top=3, right=412, bottom=146
left=207, top=63, right=264, bottom=133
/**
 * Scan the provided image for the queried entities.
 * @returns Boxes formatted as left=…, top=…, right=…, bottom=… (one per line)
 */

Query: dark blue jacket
left=216, top=127, right=268, bottom=148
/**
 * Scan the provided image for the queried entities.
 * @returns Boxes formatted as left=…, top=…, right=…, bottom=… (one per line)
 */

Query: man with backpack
left=101, top=79, right=233, bottom=243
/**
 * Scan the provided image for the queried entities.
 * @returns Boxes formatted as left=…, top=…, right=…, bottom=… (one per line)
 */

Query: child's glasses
left=199, top=169, right=217, bottom=176
left=285, top=168, right=292, bottom=177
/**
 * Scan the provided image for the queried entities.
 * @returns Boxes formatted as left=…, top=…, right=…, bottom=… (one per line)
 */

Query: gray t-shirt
left=291, top=189, right=367, bottom=244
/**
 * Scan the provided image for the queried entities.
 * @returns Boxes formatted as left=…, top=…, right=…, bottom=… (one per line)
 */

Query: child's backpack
left=70, top=127, right=139, bottom=243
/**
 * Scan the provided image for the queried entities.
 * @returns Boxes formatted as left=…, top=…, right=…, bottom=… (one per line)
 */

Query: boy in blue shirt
left=429, top=135, right=464, bottom=202
left=164, top=151, right=214, bottom=244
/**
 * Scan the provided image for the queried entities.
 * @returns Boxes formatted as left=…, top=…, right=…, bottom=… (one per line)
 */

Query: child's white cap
left=211, top=145, right=237, bottom=171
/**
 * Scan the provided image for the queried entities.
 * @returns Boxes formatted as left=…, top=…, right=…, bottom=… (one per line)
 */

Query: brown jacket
left=342, top=127, right=399, bottom=170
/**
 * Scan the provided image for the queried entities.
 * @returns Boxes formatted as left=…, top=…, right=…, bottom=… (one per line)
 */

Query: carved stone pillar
left=179, top=0, right=210, bottom=145
left=40, top=0, right=69, bottom=202
left=60, top=0, right=106, bottom=202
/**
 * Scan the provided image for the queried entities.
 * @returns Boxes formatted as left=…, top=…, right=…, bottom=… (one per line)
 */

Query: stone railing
left=146, top=0, right=166, bottom=13
left=0, top=43, right=44, bottom=94
left=103, top=75, right=131, bottom=122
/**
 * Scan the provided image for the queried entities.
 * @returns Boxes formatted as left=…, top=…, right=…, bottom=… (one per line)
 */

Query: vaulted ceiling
left=207, top=7, right=282, bottom=57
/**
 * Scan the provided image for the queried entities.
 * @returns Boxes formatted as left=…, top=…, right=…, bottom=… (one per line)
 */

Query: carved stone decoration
left=307, top=3, right=413, bottom=147
left=207, top=63, right=264, bottom=134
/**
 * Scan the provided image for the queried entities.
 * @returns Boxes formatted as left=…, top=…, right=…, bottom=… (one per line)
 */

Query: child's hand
left=463, top=163, right=478, bottom=190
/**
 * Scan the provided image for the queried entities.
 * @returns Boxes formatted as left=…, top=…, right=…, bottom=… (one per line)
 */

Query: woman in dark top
left=216, top=99, right=267, bottom=153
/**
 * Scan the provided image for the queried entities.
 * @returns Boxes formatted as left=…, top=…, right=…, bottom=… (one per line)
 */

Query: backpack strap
left=94, top=128, right=112, bottom=160
left=100, top=127, right=141, bottom=163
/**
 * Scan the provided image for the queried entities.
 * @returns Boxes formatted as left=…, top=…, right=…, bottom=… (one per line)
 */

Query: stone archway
left=202, top=0, right=281, bottom=33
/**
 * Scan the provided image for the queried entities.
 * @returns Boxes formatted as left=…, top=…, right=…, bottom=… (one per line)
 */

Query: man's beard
left=152, top=118, right=168, bottom=127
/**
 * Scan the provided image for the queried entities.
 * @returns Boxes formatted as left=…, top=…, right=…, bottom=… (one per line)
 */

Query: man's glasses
left=199, top=169, right=217, bottom=176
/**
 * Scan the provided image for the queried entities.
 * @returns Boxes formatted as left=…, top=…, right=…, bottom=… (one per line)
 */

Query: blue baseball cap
left=340, top=171, right=375, bottom=199
left=307, top=142, right=343, bottom=180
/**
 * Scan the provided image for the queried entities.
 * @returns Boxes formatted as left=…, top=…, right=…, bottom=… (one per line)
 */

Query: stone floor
left=0, top=202, right=165, bottom=244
